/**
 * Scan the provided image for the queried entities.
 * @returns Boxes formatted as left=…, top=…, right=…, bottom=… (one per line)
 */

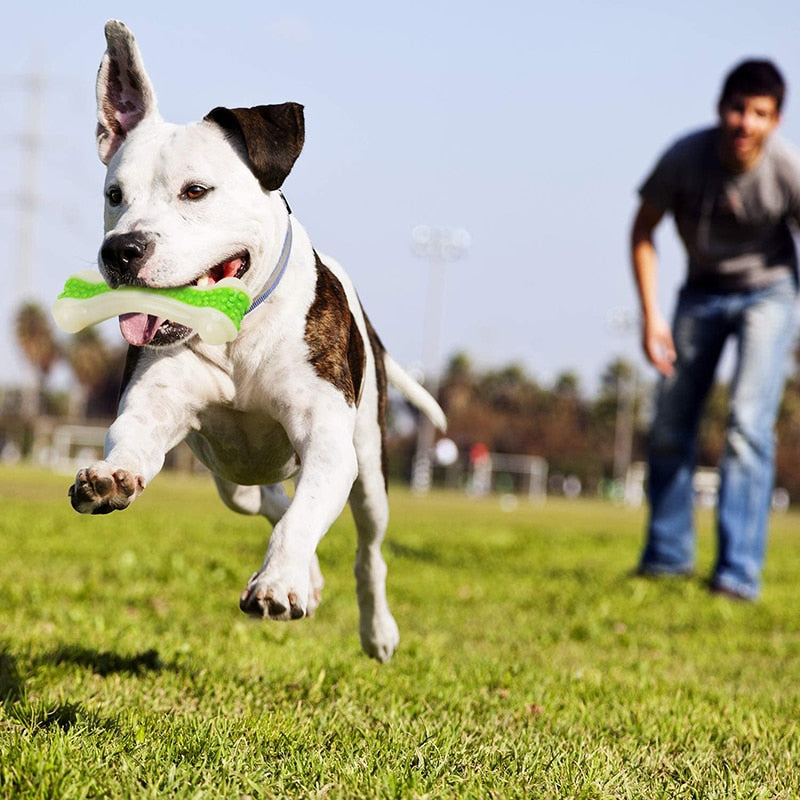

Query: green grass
left=1, top=464, right=799, bottom=798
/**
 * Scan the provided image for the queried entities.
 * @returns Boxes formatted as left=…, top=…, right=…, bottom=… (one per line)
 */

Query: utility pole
left=409, top=225, right=470, bottom=494
left=13, top=71, right=45, bottom=303
left=608, top=309, right=639, bottom=495
left=3, top=68, right=47, bottom=411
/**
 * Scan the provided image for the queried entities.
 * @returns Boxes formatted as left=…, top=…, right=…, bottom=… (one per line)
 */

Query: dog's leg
left=349, top=450, right=399, bottom=663
left=69, top=351, right=210, bottom=514
left=239, top=419, right=358, bottom=623
left=214, top=477, right=324, bottom=616
left=213, top=477, right=290, bottom=521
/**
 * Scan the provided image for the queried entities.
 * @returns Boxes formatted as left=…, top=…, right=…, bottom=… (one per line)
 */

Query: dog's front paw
left=239, top=562, right=320, bottom=622
left=69, top=463, right=143, bottom=514
left=361, top=611, right=400, bottom=663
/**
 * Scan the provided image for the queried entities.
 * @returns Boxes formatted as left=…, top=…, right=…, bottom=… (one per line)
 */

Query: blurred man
left=631, top=59, right=800, bottom=599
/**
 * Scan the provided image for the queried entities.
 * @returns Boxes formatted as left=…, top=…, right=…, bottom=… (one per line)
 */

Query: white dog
left=68, top=20, right=446, bottom=662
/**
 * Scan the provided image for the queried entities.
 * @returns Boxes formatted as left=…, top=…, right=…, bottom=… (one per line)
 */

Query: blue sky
left=2, top=0, right=800, bottom=395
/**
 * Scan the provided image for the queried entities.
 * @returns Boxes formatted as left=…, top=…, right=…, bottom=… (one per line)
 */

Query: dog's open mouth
left=119, top=253, right=249, bottom=347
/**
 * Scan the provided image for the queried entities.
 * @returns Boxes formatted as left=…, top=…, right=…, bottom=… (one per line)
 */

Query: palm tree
left=15, top=302, right=60, bottom=415
left=65, top=328, right=126, bottom=419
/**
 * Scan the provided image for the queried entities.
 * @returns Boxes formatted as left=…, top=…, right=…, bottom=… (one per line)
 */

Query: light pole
left=410, top=225, right=470, bottom=493
left=608, top=309, right=639, bottom=490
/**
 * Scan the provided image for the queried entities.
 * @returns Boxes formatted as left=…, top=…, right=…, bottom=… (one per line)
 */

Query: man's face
left=718, top=93, right=780, bottom=170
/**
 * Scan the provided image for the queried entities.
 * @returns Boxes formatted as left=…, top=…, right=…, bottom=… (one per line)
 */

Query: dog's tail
left=384, top=354, right=447, bottom=433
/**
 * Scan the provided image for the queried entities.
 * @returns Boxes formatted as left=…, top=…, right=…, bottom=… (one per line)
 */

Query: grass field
left=1, top=464, right=799, bottom=799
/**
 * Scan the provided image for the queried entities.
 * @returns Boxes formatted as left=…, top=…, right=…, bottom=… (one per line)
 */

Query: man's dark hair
left=720, top=59, right=786, bottom=112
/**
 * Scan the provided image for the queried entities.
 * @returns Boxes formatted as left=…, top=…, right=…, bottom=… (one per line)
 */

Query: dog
left=67, top=20, right=446, bottom=662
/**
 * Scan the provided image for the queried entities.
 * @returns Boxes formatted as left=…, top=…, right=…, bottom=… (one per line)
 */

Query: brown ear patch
left=205, top=104, right=305, bottom=191
left=305, top=254, right=365, bottom=406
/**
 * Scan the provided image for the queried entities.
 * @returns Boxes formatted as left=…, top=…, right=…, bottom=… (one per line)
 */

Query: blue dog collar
left=246, top=209, right=293, bottom=314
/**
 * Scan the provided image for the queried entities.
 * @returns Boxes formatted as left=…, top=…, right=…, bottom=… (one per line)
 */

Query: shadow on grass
left=2, top=643, right=166, bottom=733
left=386, top=540, right=441, bottom=563
left=20, top=702, right=87, bottom=731
left=0, top=648, right=24, bottom=704
left=39, top=645, right=167, bottom=676
left=1, top=648, right=85, bottom=731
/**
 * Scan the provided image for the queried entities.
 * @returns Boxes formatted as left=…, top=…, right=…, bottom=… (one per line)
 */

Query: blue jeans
left=639, top=275, right=797, bottom=598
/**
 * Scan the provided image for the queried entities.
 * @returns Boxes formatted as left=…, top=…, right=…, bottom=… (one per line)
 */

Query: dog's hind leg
left=212, top=477, right=290, bottom=521
left=213, top=477, right=324, bottom=616
left=349, top=465, right=399, bottom=662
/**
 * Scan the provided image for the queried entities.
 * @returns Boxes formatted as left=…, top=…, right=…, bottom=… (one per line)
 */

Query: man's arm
left=631, top=199, right=676, bottom=377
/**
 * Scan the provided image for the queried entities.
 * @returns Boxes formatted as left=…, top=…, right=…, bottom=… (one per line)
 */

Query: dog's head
left=95, top=21, right=304, bottom=347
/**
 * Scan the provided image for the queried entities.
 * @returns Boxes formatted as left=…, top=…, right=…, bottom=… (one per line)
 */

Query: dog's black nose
left=100, top=233, right=153, bottom=286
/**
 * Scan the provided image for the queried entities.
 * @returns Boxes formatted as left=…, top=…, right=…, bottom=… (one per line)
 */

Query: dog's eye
left=106, top=186, right=123, bottom=206
left=181, top=184, right=211, bottom=201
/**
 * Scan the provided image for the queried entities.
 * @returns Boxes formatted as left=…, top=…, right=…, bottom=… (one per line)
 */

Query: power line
left=6, top=70, right=45, bottom=303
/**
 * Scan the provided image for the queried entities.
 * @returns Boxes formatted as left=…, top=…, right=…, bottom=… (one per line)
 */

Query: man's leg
left=714, top=277, right=797, bottom=599
left=639, top=289, right=728, bottom=575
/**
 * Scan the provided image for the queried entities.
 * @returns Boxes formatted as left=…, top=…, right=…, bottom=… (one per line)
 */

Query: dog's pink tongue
left=119, top=313, right=165, bottom=346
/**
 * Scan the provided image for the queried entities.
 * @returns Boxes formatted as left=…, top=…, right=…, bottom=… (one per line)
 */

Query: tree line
left=12, top=301, right=800, bottom=501
left=429, top=350, right=800, bottom=501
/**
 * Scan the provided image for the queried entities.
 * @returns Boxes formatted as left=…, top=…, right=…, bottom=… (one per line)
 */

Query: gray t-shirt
left=639, top=126, right=800, bottom=291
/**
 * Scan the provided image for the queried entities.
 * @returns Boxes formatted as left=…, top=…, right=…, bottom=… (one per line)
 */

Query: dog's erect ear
left=96, top=20, right=160, bottom=165
left=205, top=104, right=305, bottom=191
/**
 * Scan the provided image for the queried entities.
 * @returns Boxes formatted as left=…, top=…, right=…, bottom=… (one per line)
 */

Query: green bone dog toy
left=52, top=270, right=251, bottom=345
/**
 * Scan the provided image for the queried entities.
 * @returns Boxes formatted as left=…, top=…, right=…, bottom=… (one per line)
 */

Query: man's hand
left=630, top=199, right=676, bottom=376
left=642, top=312, right=676, bottom=377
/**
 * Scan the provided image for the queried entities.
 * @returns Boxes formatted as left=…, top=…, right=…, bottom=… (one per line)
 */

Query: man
left=631, top=59, right=800, bottom=600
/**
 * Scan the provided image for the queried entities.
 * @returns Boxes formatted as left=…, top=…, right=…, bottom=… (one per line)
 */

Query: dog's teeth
left=196, top=275, right=212, bottom=287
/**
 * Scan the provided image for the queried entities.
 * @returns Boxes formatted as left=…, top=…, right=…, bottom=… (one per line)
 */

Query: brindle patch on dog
left=305, top=253, right=365, bottom=406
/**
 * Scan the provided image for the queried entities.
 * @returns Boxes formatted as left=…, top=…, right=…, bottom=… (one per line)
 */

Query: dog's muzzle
left=101, top=232, right=155, bottom=287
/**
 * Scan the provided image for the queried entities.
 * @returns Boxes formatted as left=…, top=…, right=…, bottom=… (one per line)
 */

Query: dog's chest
left=187, top=403, right=298, bottom=485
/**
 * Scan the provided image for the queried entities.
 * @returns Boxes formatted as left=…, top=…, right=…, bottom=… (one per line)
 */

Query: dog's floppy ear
left=96, top=20, right=160, bottom=165
left=205, top=104, right=305, bottom=191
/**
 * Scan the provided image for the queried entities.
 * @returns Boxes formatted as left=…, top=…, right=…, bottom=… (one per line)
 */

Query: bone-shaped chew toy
left=52, top=270, right=251, bottom=345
